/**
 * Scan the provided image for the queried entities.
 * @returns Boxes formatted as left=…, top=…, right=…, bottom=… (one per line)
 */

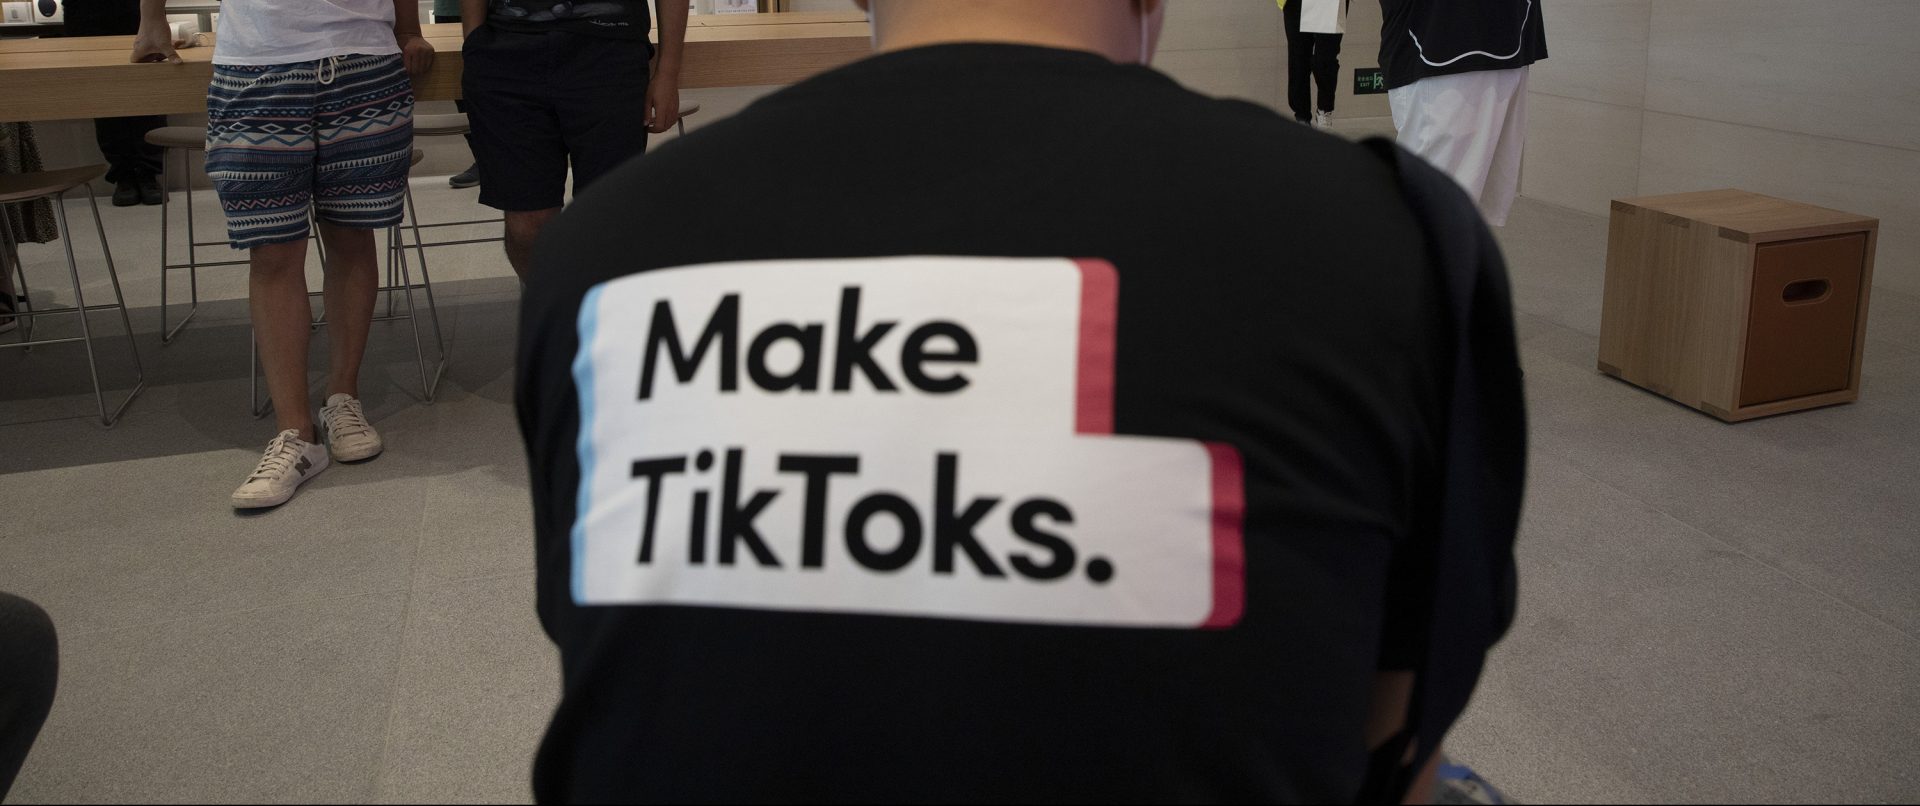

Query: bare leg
left=503, top=207, right=560, bottom=279
left=250, top=239, right=317, bottom=440
left=316, top=222, right=378, bottom=400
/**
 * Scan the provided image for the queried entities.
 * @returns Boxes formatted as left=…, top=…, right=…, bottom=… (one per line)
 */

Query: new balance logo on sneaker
left=231, top=429, right=331, bottom=510
left=232, top=396, right=383, bottom=509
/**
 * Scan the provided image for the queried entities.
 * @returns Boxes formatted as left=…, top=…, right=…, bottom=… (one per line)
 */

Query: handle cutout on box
left=1782, top=279, right=1831, bottom=304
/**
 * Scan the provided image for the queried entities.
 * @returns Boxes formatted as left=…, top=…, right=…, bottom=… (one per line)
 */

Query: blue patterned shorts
left=205, top=54, right=415, bottom=250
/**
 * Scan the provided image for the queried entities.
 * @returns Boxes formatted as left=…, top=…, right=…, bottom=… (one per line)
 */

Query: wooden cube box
left=1598, top=190, right=1878, bottom=422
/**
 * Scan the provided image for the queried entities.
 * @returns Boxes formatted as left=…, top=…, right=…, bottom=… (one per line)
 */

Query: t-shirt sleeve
left=1366, top=142, right=1527, bottom=674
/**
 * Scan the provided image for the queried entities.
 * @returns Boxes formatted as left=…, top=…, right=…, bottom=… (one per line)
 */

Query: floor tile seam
left=0, top=410, right=94, bottom=429
left=1506, top=194, right=1608, bottom=225
left=1509, top=305, right=1602, bottom=341
left=409, top=568, right=539, bottom=596
left=369, top=452, right=441, bottom=800
left=44, top=585, right=416, bottom=643
left=1549, top=454, right=1920, bottom=646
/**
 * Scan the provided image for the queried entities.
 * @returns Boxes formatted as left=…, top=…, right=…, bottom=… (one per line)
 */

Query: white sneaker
left=1313, top=110, right=1334, bottom=130
left=319, top=393, right=384, bottom=463
left=231, top=429, right=330, bottom=509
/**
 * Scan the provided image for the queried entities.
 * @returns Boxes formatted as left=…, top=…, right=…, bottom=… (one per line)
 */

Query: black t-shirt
left=1377, top=0, right=1548, bottom=89
left=518, top=43, right=1510, bottom=803
left=487, top=0, right=650, bottom=39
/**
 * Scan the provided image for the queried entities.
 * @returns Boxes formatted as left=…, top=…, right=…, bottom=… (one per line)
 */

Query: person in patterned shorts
left=132, top=0, right=435, bottom=509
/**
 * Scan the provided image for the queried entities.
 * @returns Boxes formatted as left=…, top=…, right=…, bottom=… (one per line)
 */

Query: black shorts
left=461, top=27, right=653, bottom=212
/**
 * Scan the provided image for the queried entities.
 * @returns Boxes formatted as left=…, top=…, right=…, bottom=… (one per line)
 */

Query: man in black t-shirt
left=459, top=0, right=686, bottom=277
left=516, top=1, right=1526, bottom=802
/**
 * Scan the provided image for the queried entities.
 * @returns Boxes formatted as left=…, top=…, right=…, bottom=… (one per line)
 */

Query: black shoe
left=112, top=180, right=140, bottom=207
left=137, top=174, right=165, bottom=206
left=0, top=291, right=26, bottom=335
left=449, top=164, right=480, bottom=189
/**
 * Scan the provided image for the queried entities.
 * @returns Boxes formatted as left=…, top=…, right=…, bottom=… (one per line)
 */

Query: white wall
left=1522, top=0, right=1920, bottom=294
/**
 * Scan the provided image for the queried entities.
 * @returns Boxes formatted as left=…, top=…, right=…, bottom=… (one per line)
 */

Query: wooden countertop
left=0, top=12, right=871, bottom=122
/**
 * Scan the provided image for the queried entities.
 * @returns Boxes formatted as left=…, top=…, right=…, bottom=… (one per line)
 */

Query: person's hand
left=646, top=79, right=681, bottom=134
left=400, top=34, right=436, bottom=78
left=130, top=26, right=183, bottom=64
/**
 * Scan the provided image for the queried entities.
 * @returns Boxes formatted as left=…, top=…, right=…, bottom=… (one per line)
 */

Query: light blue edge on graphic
left=570, top=284, right=608, bottom=605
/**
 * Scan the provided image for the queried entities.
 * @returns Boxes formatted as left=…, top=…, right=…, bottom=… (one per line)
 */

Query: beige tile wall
left=1639, top=112, right=1920, bottom=300
left=1520, top=93, right=1642, bottom=216
left=1522, top=0, right=1920, bottom=293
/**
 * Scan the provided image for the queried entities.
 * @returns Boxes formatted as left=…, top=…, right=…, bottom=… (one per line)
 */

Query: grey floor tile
left=1446, top=453, right=1920, bottom=804
left=0, top=437, right=435, bottom=636
left=374, top=574, right=558, bottom=805
left=7, top=592, right=410, bottom=804
left=410, top=463, right=537, bottom=590
left=1519, top=319, right=1920, bottom=634
left=1863, top=285, right=1920, bottom=355
left=1496, top=199, right=1613, bottom=335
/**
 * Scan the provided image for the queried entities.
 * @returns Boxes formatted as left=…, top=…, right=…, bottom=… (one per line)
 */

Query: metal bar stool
left=248, top=149, right=447, bottom=416
left=0, top=165, right=147, bottom=426
left=146, top=126, right=338, bottom=345
left=145, top=126, right=250, bottom=345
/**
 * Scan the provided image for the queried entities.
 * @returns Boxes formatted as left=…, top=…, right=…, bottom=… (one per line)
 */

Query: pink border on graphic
left=1068, top=258, right=1245, bottom=630
left=1072, top=259, right=1119, bottom=436
left=1201, top=442, right=1247, bottom=629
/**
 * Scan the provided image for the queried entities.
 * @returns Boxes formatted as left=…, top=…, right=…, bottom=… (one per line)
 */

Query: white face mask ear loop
left=1137, top=0, right=1152, bottom=65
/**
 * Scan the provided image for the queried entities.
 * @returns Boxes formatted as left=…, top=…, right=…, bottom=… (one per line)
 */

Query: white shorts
left=1389, top=66, right=1530, bottom=227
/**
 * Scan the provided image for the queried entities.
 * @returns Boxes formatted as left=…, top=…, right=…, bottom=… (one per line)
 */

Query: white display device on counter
left=29, top=0, right=60, bottom=24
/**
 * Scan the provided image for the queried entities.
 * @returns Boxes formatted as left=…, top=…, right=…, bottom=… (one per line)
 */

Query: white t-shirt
left=213, top=0, right=400, bottom=66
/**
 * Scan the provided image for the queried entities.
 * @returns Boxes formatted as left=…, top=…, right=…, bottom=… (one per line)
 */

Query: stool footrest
left=164, top=259, right=250, bottom=271
left=0, top=335, right=88, bottom=349
left=412, top=218, right=506, bottom=230
left=414, top=236, right=507, bottom=249
left=6, top=302, right=140, bottom=319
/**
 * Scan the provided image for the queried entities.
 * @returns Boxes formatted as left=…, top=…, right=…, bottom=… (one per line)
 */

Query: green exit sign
left=1354, top=68, right=1387, bottom=95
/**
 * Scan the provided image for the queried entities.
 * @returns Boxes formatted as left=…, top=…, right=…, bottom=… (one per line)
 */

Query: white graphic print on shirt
left=570, top=256, right=1244, bottom=629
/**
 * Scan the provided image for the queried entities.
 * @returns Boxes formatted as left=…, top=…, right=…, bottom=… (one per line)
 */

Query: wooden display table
left=0, top=11, right=871, bottom=122
left=1598, top=189, right=1879, bottom=422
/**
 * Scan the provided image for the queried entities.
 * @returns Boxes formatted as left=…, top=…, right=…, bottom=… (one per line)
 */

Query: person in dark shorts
left=64, top=0, right=167, bottom=206
left=516, top=0, right=1527, bottom=802
left=458, top=0, right=688, bottom=277
left=432, top=0, right=481, bottom=189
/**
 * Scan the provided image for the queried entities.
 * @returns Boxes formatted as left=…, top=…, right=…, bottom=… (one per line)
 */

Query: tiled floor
left=3, top=127, right=1917, bottom=803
